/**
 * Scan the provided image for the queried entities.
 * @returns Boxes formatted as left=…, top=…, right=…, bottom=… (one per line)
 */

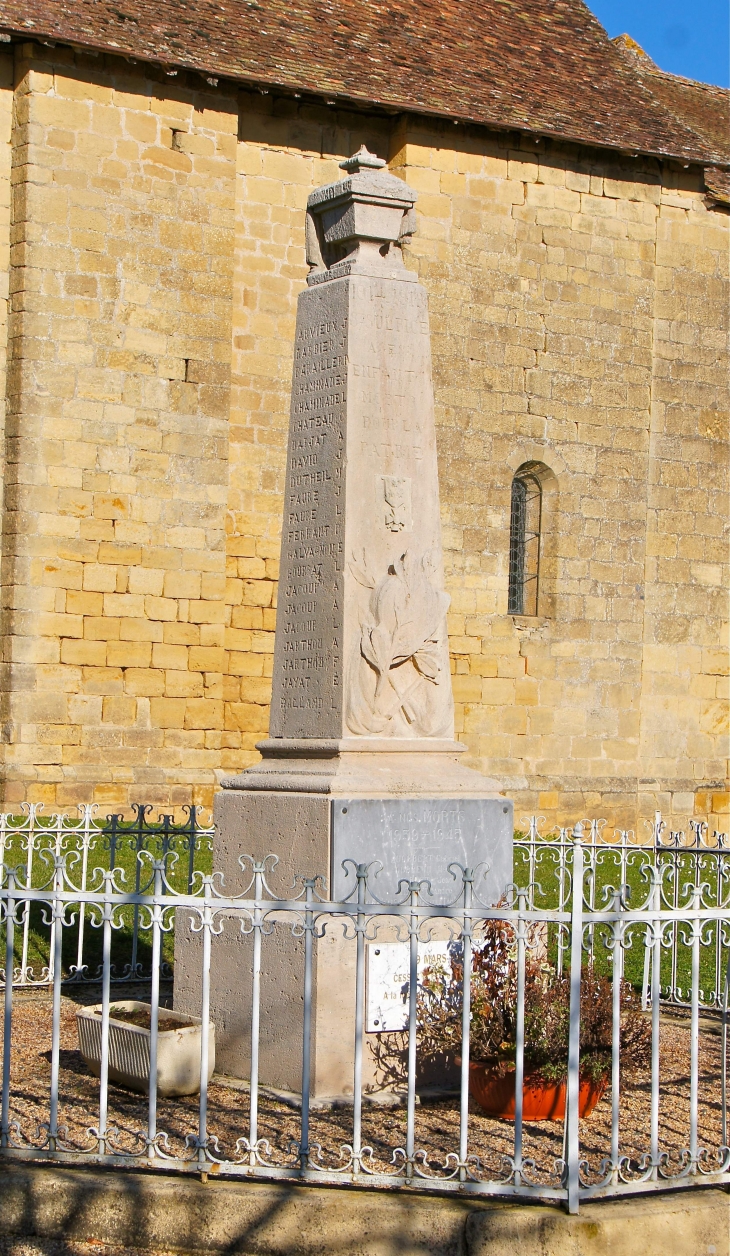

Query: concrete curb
left=0, top=1162, right=727, bottom=1256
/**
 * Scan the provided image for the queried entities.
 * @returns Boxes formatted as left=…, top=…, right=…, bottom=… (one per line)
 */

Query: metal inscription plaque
left=330, top=797, right=513, bottom=903
left=366, top=940, right=451, bottom=1032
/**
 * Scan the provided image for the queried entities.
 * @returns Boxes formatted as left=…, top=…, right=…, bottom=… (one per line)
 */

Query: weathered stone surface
left=330, top=797, right=512, bottom=900
left=1, top=1162, right=728, bottom=1256
left=269, top=150, right=453, bottom=745
left=222, top=148, right=506, bottom=806
left=183, top=152, right=510, bottom=1099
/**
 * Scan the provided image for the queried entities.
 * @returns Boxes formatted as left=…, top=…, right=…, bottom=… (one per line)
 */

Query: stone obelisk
left=177, top=149, right=512, bottom=1099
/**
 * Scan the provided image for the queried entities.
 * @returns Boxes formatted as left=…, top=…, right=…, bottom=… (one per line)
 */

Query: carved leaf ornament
left=347, top=550, right=452, bottom=736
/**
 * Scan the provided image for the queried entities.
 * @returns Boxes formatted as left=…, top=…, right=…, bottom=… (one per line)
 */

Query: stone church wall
left=3, top=45, right=237, bottom=809
left=1, top=44, right=727, bottom=832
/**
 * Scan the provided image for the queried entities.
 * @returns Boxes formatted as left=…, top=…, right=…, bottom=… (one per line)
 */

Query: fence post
left=458, top=866, right=474, bottom=1183
left=566, top=821, right=584, bottom=1215
left=513, top=882, right=528, bottom=1188
left=299, top=877, right=316, bottom=1171
left=718, top=944, right=723, bottom=1150
left=642, top=812, right=663, bottom=1011
left=147, top=858, right=164, bottom=1159
left=405, top=879, right=420, bottom=1181
left=1, top=867, right=16, bottom=1146
left=248, top=859, right=264, bottom=1168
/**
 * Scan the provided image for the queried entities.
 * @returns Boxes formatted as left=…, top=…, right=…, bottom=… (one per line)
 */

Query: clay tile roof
left=612, top=35, right=729, bottom=164
left=3, top=0, right=728, bottom=166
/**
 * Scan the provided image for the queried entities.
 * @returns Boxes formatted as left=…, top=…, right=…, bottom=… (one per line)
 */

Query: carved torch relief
left=346, top=548, right=454, bottom=738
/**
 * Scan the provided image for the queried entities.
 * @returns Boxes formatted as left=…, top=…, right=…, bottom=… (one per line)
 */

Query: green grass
left=0, top=816, right=213, bottom=983
left=512, top=840, right=729, bottom=1003
left=2, top=823, right=727, bottom=1006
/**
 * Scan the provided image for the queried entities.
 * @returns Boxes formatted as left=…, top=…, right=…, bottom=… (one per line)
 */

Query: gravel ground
left=0, top=991, right=724, bottom=1188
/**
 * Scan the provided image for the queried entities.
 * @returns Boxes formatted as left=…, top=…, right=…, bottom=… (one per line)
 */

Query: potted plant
left=417, top=920, right=651, bottom=1120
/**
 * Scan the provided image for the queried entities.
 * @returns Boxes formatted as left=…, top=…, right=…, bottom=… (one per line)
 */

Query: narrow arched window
left=508, top=469, right=542, bottom=615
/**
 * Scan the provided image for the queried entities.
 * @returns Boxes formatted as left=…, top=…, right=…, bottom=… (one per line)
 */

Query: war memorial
left=176, top=150, right=513, bottom=1097
left=0, top=1, right=727, bottom=1250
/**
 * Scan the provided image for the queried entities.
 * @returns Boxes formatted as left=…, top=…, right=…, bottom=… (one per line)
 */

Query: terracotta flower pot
left=468, top=1060, right=607, bottom=1121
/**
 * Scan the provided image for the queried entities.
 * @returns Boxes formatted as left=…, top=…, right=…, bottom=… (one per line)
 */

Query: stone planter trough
left=76, top=1000, right=215, bottom=1097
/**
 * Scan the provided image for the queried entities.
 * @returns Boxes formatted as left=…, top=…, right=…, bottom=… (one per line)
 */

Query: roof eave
left=5, top=25, right=728, bottom=170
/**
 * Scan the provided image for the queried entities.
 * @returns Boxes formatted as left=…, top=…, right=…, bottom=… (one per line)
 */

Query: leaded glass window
left=508, top=470, right=542, bottom=615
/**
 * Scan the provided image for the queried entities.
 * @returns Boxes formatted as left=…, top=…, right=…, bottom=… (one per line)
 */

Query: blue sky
left=586, top=0, right=729, bottom=87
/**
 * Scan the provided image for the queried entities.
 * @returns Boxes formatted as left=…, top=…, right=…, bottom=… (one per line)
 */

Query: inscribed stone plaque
left=331, top=798, right=513, bottom=903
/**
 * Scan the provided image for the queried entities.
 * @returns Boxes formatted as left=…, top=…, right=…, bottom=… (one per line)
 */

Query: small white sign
left=366, top=941, right=452, bottom=1032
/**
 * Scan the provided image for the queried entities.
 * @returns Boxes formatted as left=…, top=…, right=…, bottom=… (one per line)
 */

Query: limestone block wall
left=392, top=123, right=658, bottom=830
left=390, top=119, right=728, bottom=832
left=224, top=110, right=728, bottom=832
left=0, top=52, right=12, bottom=502
left=0, top=46, right=727, bottom=828
left=640, top=186, right=729, bottom=825
left=3, top=45, right=236, bottom=809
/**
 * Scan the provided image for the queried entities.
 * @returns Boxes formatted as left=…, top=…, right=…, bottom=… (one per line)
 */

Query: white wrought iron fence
left=2, top=805, right=727, bottom=1010
left=0, top=804, right=214, bottom=987
left=515, top=813, right=730, bottom=1012
left=1, top=818, right=729, bottom=1213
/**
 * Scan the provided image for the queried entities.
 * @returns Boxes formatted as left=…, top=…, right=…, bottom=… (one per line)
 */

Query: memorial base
left=174, top=742, right=512, bottom=1102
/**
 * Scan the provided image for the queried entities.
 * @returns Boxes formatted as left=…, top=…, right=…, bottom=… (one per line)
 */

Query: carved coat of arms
left=381, top=475, right=411, bottom=532
left=346, top=549, right=454, bottom=738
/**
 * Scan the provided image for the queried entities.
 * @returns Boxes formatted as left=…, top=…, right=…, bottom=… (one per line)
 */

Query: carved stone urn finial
left=305, top=146, right=417, bottom=283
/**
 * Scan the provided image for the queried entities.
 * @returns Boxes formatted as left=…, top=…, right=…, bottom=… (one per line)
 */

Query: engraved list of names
left=269, top=282, right=348, bottom=738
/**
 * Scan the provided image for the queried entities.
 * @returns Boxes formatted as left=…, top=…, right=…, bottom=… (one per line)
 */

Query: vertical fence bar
left=610, top=887, right=623, bottom=1183
left=0, top=813, right=7, bottom=886
left=689, top=882, right=701, bottom=1171
left=527, top=816, right=539, bottom=912
left=585, top=821, right=600, bottom=967
left=458, top=868, right=473, bottom=1182
left=19, top=812, right=36, bottom=986
left=74, top=808, right=94, bottom=978
left=48, top=815, right=66, bottom=987
left=351, top=864, right=367, bottom=1174
left=97, top=869, right=113, bottom=1155
left=405, top=881, right=419, bottom=1180
left=186, top=807, right=198, bottom=894
left=48, top=853, right=65, bottom=1148
left=718, top=944, right=723, bottom=1150
left=197, top=876, right=213, bottom=1173
left=1, top=868, right=16, bottom=1146
left=642, top=813, right=662, bottom=1011
left=713, top=848, right=724, bottom=1012
left=248, top=860, right=264, bottom=1167
left=566, top=823, right=584, bottom=1214
left=129, top=809, right=147, bottom=981
left=147, top=860, right=163, bottom=1158
left=619, top=830, right=629, bottom=917
left=669, top=835, right=681, bottom=1002
left=557, top=829, right=570, bottom=978
left=299, top=878, right=315, bottom=1171
left=513, top=885, right=527, bottom=1187
left=649, top=862, right=662, bottom=1178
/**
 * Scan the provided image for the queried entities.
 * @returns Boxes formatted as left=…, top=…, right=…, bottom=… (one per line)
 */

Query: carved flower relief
left=345, top=550, right=454, bottom=738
